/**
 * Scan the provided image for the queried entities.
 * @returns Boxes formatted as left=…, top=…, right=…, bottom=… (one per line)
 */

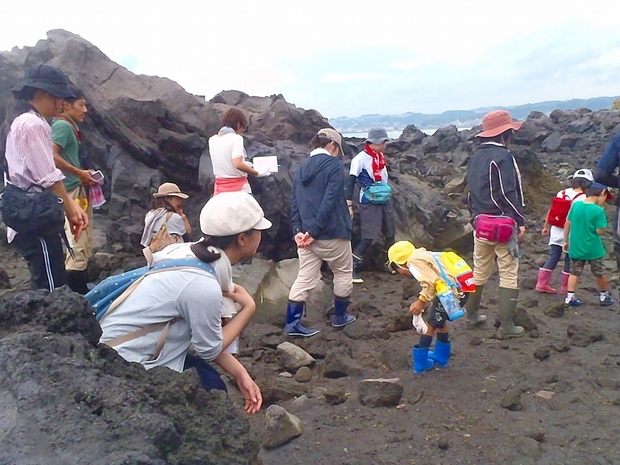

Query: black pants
left=12, top=232, right=66, bottom=291
left=183, top=354, right=227, bottom=392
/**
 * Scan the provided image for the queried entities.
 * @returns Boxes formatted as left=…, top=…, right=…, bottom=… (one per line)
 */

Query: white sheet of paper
left=253, top=156, right=278, bottom=173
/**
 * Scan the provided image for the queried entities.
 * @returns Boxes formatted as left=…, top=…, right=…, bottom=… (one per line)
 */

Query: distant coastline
left=342, top=127, right=470, bottom=139
left=332, top=95, right=619, bottom=138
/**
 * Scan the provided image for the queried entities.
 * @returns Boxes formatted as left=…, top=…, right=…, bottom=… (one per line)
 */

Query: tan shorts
left=64, top=185, right=93, bottom=271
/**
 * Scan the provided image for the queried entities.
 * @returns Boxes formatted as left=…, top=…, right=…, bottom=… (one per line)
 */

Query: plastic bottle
left=435, top=280, right=464, bottom=321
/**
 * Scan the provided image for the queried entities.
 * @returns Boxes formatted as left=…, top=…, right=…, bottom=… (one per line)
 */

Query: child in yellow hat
left=388, top=241, right=475, bottom=374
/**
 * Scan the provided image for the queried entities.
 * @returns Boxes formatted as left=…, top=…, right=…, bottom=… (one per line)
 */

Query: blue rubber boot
left=413, top=345, right=435, bottom=374
left=428, top=340, right=451, bottom=368
left=284, top=301, right=319, bottom=337
left=332, top=296, right=356, bottom=328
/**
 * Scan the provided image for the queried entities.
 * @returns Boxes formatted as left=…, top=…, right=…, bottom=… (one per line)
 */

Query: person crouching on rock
left=387, top=241, right=475, bottom=374
left=285, top=128, right=356, bottom=337
left=536, top=169, right=592, bottom=295
left=563, top=182, right=614, bottom=308
left=100, top=192, right=270, bottom=414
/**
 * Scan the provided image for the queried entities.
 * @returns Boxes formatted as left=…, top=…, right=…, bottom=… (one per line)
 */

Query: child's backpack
left=547, top=190, right=584, bottom=228
left=87, top=258, right=215, bottom=322
left=431, top=251, right=476, bottom=293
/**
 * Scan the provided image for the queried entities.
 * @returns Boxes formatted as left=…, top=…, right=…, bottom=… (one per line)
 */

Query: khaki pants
left=64, top=186, right=93, bottom=271
left=473, top=236, right=519, bottom=289
left=288, top=238, right=353, bottom=302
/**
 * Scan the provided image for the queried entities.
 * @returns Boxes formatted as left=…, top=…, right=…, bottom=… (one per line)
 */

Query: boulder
left=0, top=288, right=259, bottom=464
left=235, top=258, right=333, bottom=326
left=260, top=405, right=303, bottom=450
left=277, top=342, right=316, bottom=372
left=358, top=378, right=404, bottom=407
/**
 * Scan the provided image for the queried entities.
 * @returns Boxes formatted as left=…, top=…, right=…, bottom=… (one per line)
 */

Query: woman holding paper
left=208, top=107, right=270, bottom=195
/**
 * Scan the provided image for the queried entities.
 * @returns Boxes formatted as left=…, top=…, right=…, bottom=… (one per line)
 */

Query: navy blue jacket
left=595, top=133, right=620, bottom=189
left=290, top=151, right=352, bottom=240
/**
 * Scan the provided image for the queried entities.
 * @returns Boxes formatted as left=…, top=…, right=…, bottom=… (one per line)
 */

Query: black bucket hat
left=12, top=64, right=75, bottom=99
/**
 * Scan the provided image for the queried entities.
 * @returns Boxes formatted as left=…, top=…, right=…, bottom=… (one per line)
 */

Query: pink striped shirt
left=4, top=110, right=65, bottom=242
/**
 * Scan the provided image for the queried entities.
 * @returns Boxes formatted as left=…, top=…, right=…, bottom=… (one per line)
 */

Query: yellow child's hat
left=387, top=241, right=416, bottom=266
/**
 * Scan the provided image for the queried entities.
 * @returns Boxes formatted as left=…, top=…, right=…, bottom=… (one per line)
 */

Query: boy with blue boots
left=563, top=181, right=615, bottom=307
left=388, top=241, right=475, bottom=374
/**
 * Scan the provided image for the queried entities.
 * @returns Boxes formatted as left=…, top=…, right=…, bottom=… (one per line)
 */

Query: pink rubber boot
left=535, top=268, right=557, bottom=294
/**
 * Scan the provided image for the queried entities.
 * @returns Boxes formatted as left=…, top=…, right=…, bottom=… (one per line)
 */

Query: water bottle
left=435, top=280, right=464, bottom=321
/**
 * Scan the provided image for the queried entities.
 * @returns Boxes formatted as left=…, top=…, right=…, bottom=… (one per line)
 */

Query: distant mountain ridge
left=330, top=96, right=620, bottom=133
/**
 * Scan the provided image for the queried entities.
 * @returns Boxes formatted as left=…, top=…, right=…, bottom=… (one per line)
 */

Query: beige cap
left=200, top=192, right=272, bottom=236
left=153, top=182, right=189, bottom=199
left=318, top=128, right=344, bottom=154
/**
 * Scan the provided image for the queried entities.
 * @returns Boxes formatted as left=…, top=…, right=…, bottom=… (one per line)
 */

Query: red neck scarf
left=364, top=143, right=386, bottom=181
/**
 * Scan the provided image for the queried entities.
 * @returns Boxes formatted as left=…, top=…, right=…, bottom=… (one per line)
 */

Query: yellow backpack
left=433, top=251, right=476, bottom=293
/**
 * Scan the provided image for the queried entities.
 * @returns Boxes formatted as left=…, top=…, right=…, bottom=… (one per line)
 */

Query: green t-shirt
left=51, top=116, right=81, bottom=192
left=567, top=201, right=607, bottom=260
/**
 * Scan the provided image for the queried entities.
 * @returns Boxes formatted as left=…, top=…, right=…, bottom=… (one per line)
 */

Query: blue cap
left=590, top=181, right=614, bottom=200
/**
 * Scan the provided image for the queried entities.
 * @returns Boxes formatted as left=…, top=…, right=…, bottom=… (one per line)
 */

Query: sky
left=1, top=0, right=619, bottom=119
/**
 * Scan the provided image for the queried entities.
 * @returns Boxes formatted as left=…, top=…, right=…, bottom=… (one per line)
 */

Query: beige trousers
left=472, top=236, right=519, bottom=289
left=288, top=238, right=353, bottom=302
left=64, top=186, right=93, bottom=271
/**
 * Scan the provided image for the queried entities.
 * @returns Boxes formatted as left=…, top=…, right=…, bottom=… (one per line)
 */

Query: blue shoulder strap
left=89, top=258, right=216, bottom=321
left=147, top=258, right=215, bottom=276
left=431, top=253, right=459, bottom=290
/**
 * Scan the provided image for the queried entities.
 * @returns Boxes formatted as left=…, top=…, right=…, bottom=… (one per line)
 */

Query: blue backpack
left=87, top=258, right=215, bottom=321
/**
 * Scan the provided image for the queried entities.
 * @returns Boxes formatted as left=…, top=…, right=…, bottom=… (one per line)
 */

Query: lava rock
left=533, top=347, right=551, bottom=361
left=358, top=378, right=404, bottom=408
left=567, top=325, right=604, bottom=347
left=500, top=388, right=523, bottom=411
left=260, top=405, right=303, bottom=450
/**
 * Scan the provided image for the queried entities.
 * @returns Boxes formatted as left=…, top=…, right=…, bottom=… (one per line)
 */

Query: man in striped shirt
left=1, top=64, right=88, bottom=290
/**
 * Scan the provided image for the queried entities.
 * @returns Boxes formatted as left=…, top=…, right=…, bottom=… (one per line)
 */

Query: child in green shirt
left=563, top=182, right=614, bottom=307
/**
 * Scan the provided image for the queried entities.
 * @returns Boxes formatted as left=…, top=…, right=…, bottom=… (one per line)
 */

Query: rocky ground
left=2, top=208, right=620, bottom=464
left=239, top=213, right=620, bottom=465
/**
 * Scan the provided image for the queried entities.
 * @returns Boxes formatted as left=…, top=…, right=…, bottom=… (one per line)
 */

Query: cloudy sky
left=1, top=0, right=618, bottom=119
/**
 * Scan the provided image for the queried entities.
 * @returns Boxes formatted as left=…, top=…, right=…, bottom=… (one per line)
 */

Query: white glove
left=256, top=170, right=271, bottom=178
left=412, top=314, right=428, bottom=334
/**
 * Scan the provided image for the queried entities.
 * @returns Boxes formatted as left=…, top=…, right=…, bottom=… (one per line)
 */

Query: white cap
left=200, top=192, right=272, bottom=236
left=572, top=169, right=594, bottom=182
